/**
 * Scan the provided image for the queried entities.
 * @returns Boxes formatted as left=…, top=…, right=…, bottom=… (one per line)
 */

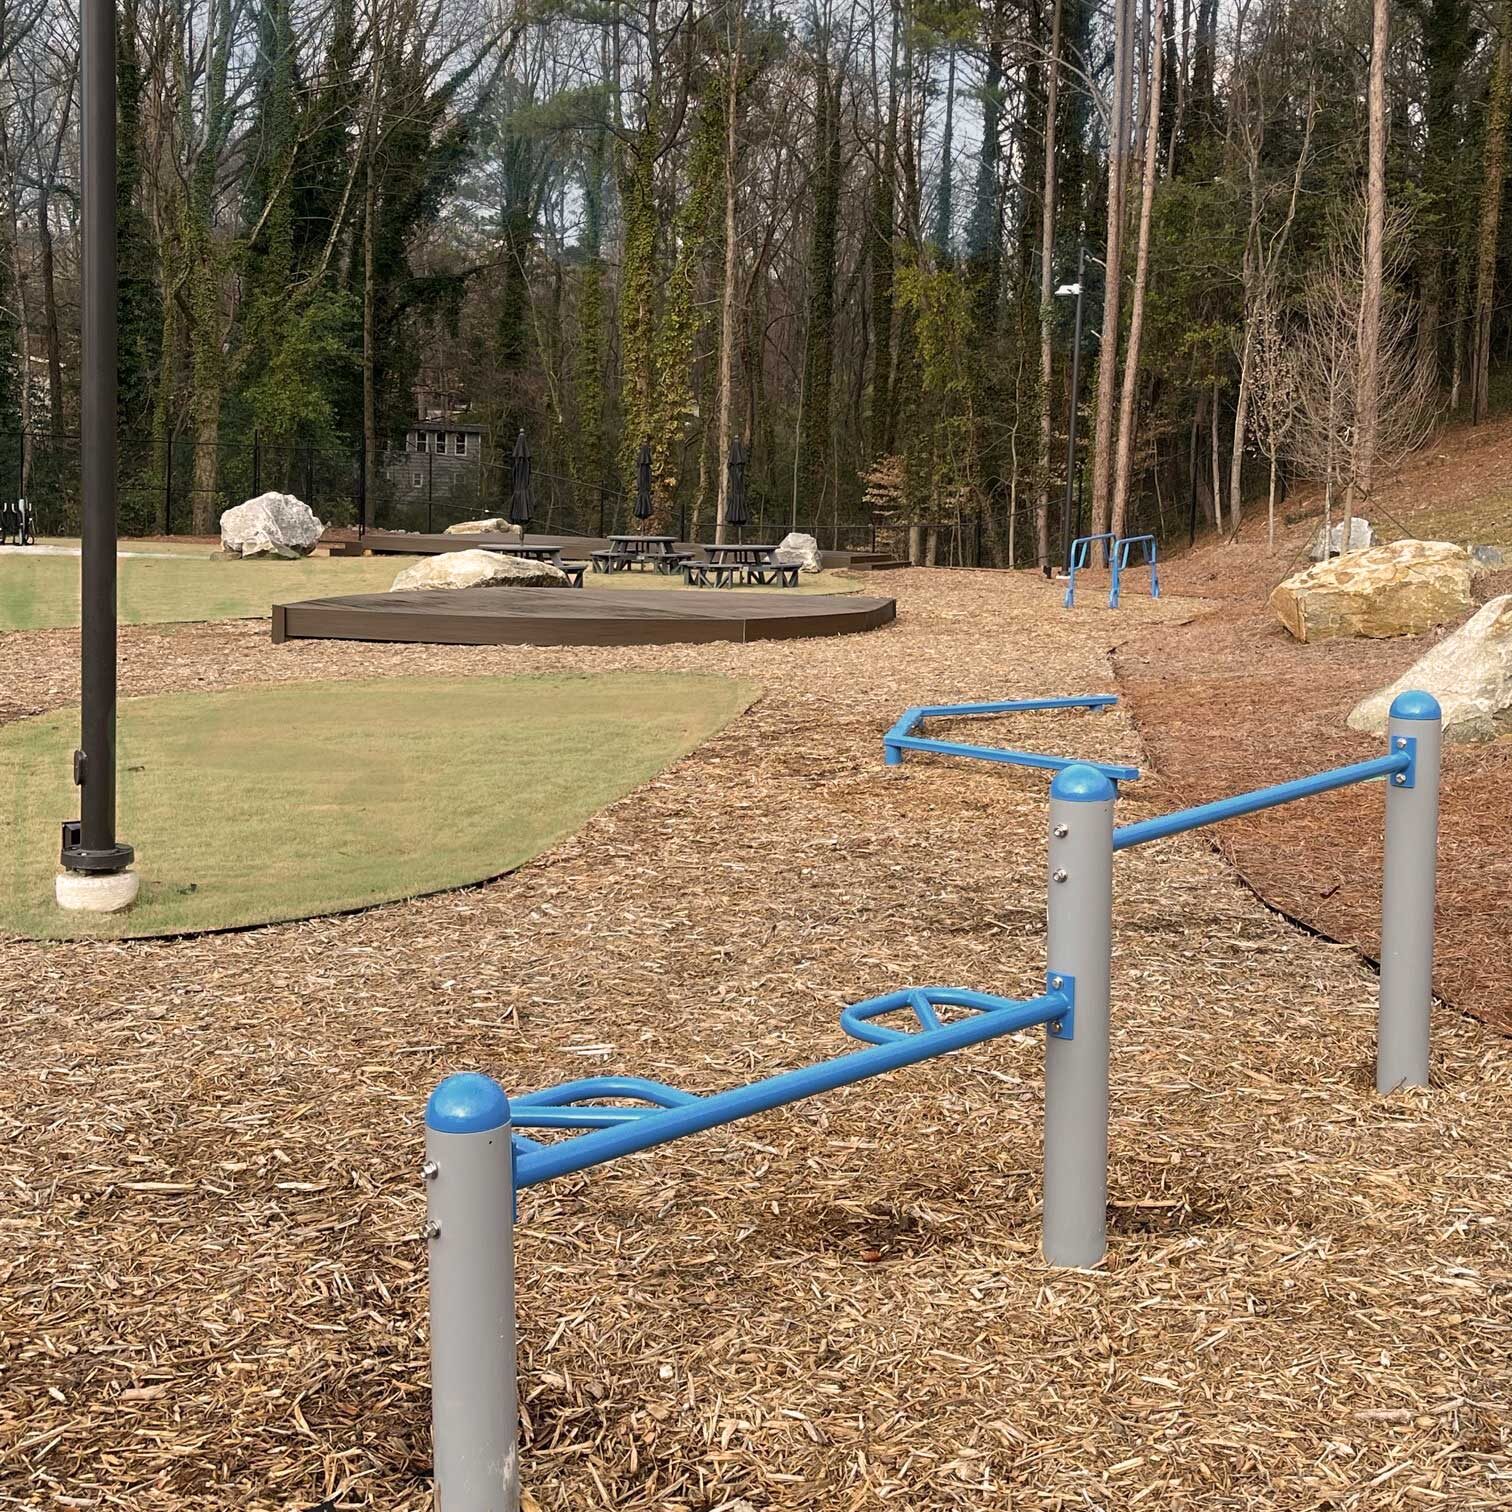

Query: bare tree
left=1290, top=200, right=1437, bottom=554
left=1247, top=291, right=1297, bottom=549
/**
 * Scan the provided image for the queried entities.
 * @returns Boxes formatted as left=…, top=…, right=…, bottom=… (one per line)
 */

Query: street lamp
left=1054, top=244, right=1088, bottom=575
left=57, top=0, right=136, bottom=912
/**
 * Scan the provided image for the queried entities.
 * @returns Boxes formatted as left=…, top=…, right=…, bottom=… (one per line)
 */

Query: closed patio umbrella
left=725, top=438, right=749, bottom=542
left=509, top=430, right=533, bottom=528
left=634, top=439, right=654, bottom=530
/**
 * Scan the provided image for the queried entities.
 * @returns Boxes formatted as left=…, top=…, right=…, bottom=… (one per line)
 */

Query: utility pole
left=57, top=0, right=137, bottom=912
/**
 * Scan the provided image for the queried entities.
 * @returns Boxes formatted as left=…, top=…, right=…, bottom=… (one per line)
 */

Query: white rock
left=1308, top=516, right=1374, bottom=561
left=1347, top=594, right=1512, bottom=742
left=442, top=517, right=523, bottom=539
left=55, top=869, right=141, bottom=913
left=219, top=492, right=324, bottom=558
left=773, top=531, right=822, bottom=572
left=391, top=549, right=567, bottom=592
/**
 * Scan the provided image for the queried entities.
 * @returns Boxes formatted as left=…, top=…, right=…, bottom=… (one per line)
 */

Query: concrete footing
left=55, top=869, right=140, bottom=913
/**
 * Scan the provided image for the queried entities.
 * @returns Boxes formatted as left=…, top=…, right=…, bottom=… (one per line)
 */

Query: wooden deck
left=272, top=586, right=896, bottom=648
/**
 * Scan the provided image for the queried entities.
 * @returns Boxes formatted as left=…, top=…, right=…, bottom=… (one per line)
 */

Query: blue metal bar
left=909, top=695, right=1118, bottom=718
left=908, top=989, right=944, bottom=1032
left=884, top=732, right=1140, bottom=782
left=510, top=1076, right=699, bottom=1109
left=883, top=697, right=1139, bottom=780
left=883, top=731, right=1137, bottom=780
left=511, top=987, right=1069, bottom=1189
left=1112, top=751, right=1411, bottom=852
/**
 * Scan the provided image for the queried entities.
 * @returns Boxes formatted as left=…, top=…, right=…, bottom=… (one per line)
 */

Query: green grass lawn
left=1, top=673, right=756, bottom=938
left=1, top=549, right=852, bottom=632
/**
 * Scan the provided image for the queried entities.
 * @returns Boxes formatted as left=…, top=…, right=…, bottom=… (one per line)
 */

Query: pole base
left=56, top=867, right=140, bottom=913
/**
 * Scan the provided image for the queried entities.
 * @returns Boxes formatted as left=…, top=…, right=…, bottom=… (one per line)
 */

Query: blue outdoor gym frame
left=1064, top=531, right=1161, bottom=609
left=883, top=694, right=1140, bottom=782
left=424, top=688, right=1444, bottom=1512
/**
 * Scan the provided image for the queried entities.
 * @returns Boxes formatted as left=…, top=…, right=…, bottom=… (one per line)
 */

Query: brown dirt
left=2, top=571, right=1510, bottom=1509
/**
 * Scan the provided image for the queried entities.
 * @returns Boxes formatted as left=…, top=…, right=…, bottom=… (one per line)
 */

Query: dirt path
left=2, top=572, right=1509, bottom=1510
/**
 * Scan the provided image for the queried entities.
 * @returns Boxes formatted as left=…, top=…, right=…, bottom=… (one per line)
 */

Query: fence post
left=426, top=1072, right=519, bottom=1512
left=428, top=450, right=435, bottom=534
left=163, top=432, right=172, bottom=534
left=1043, top=764, right=1116, bottom=1267
left=252, top=430, right=261, bottom=496
left=1378, top=690, right=1442, bottom=1092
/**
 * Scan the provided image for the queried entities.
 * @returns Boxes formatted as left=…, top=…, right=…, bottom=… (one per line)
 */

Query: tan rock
left=1347, top=594, right=1512, bottom=742
left=391, top=549, right=566, bottom=592
left=1269, top=540, right=1473, bottom=643
left=442, top=517, right=523, bottom=540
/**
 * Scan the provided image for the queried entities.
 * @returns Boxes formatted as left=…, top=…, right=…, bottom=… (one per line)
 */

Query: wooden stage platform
left=272, top=586, right=896, bottom=648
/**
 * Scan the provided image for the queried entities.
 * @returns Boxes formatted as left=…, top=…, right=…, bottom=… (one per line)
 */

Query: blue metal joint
left=1045, top=972, right=1075, bottom=1039
left=1390, top=735, right=1417, bottom=789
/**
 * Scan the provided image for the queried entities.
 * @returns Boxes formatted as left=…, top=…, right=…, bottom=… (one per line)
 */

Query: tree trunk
left=714, top=34, right=742, bottom=544
left=362, top=151, right=378, bottom=517
left=1035, top=0, right=1064, bottom=570
left=1111, top=0, right=1164, bottom=538
left=1348, top=0, right=1390, bottom=532
left=1089, top=0, right=1133, bottom=534
left=1472, top=1, right=1512, bottom=424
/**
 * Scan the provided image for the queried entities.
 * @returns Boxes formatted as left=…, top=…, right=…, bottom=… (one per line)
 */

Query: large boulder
left=391, top=548, right=567, bottom=592
left=1308, top=516, right=1374, bottom=561
left=219, top=492, right=323, bottom=558
left=1347, top=594, right=1512, bottom=742
left=442, top=517, right=523, bottom=540
left=773, top=531, right=822, bottom=572
left=1269, top=540, right=1474, bottom=643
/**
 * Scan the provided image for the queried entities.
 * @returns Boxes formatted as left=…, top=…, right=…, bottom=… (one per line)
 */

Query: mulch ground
left=2, top=571, right=1509, bottom=1510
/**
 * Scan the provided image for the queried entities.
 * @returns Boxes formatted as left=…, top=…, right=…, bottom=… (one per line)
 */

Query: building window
left=405, top=431, right=415, bottom=452
left=415, top=431, right=429, bottom=453
left=454, top=432, right=468, bottom=457
left=412, top=471, right=424, bottom=488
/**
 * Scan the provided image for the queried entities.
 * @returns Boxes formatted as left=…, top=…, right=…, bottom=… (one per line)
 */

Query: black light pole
left=1058, top=243, right=1087, bottom=575
left=60, top=0, right=134, bottom=891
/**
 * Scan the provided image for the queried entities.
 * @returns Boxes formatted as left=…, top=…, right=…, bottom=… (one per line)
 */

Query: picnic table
left=595, top=534, right=694, bottom=574
left=489, top=543, right=563, bottom=563
left=702, top=542, right=776, bottom=567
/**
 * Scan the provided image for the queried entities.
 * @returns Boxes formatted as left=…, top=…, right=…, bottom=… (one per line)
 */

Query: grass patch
left=0, top=549, right=852, bottom=632
left=1, top=672, right=757, bottom=938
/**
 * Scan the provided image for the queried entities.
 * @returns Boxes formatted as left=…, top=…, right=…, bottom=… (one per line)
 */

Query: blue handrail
left=510, top=984, right=1070, bottom=1189
left=883, top=695, right=1140, bottom=781
left=1064, top=533, right=1118, bottom=607
left=1109, top=534, right=1160, bottom=609
left=1112, top=751, right=1412, bottom=851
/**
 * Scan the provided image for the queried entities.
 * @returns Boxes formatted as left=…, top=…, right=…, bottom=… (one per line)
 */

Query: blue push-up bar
left=1108, top=534, right=1160, bottom=609
left=504, top=984, right=1069, bottom=1189
left=884, top=694, right=1140, bottom=782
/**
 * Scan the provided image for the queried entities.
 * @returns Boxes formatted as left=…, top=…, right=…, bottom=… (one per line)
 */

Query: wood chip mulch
left=2, top=571, right=1509, bottom=1510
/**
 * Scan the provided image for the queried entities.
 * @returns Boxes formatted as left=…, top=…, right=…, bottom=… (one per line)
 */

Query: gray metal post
left=426, top=1073, right=519, bottom=1512
left=1043, top=763, right=1116, bottom=1267
left=1378, top=690, right=1442, bottom=1093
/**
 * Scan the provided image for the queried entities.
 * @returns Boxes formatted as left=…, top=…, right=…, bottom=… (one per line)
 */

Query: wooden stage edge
left=272, top=586, right=897, bottom=649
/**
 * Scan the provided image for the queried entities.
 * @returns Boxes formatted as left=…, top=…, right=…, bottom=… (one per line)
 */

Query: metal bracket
left=1045, top=971, right=1076, bottom=1039
left=1393, top=735, right=1417, bottom=789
